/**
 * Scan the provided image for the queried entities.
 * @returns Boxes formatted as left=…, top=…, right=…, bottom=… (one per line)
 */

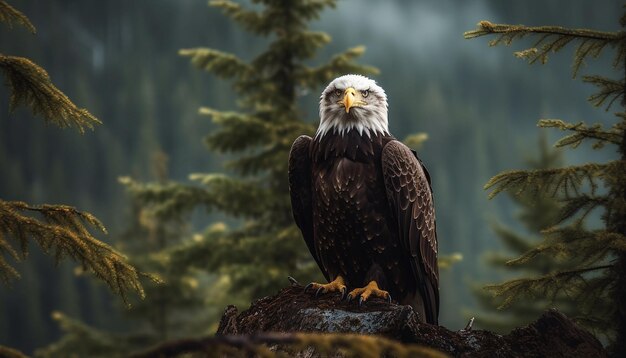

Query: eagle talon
left=304, top=276, right=346, bottom=299
left=347, top=280, right=390, bottom=306
left=303, top=283, right=314, bottom=293
left=288, top=276, right=300, bottom=286
left=315, top=286, right=324, bottom=297
left=340, top=287, right=347, bottom=301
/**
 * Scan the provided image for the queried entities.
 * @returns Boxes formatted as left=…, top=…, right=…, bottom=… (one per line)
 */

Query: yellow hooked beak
left=343, top=87, right=356, bottom=113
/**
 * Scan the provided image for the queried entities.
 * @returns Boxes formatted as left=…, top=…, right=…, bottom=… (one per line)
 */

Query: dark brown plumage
left=289, top=130, right=439, bottom=324
left=289, top=74, right=439, bottom=324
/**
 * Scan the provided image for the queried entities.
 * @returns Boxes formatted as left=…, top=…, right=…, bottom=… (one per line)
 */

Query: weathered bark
left=217, top=285, right=607, bottom=357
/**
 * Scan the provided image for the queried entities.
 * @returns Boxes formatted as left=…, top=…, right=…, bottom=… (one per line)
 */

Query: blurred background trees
left=0, top=0, right=618, bottom=355
left=147, top=0, right=378, bottom=300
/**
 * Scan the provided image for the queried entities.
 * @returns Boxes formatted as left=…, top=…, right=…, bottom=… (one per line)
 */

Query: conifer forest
left=0, top=0, right=622, bottom=357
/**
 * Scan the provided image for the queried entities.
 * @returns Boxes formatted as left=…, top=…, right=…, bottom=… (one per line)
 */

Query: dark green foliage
left=0, top=200, right=147, bottom=303
left=38, top=154, right=214, bottom=357
left=0, top=345, right=28, bottom=358
left=0, top=0, right=34, bottom=33
left=133, top=0, right=377, bottom=301
left=36, top=312, right=140, bottom=357
left=465, top=12, right=626, bottom=348
left=473, top=136, right=581, bottom=332
left=0, top=1, right=145, bottom=303
left=0, top=1, right=100, bottom=133
left=0, top=56, right=101, bottom=133
left=464, top=20, right=625, bottom=77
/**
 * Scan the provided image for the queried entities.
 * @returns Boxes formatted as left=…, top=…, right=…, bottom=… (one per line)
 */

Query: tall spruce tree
left=465, top=11, right=626, bottom=353
left=130, top=0, right=377, bottom=300
left=473, top=135, right=580, bottom=332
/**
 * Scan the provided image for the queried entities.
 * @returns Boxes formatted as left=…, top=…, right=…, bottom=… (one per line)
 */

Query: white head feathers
left=316, top=74, right=389, bottom=138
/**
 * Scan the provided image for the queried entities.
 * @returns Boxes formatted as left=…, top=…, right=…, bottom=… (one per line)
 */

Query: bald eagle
left=288, top=74, right=439, bottom=325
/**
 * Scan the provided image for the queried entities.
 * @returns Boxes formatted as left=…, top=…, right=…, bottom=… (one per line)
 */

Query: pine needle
left=464, top=21, right=625, bottom=77
left=584, top=75, right=625, bottom=111
left=484, top=162, right=613, bottom=199
left=0, top=0, right=35, bottom=33
left=0, top=55, right=101, bottom=133
left=539, top=119, right=622, bottom=149
left=0, top=200, right=152, bottom=305
left=179, top=48, right=252, bottom=79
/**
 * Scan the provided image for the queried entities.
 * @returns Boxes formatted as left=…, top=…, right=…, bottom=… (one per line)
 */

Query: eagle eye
left=361, top=89, right=369, bottom=98
left=333, top=89, right=342, bottom=97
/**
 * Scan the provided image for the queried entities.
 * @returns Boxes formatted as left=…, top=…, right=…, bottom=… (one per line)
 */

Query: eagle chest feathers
left=310, top=132, right=410, bottom=292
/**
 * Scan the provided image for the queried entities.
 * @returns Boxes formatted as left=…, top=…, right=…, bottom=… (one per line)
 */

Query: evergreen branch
left=120, top=176, right=272, bottom=220
left=254, top=31, right=332, bottom=62
left=0, top=248, right=20, bottom=282
left=0, top=55, right=101, bottom=133
left=200, top=107, right=273, bottom=153
left=491, top=222, right=536, bottom=254
left=210, top=0, right=268, bottom=35
left=556, top=195, right=608, bottom=224
left=485, top=252, right=528, bottom=270
left=299, top=46, right=379, bottom=87
left=509, top=227, right=624, bottom=266
left=0, top=200, right=149, bottom=304
left=296, top=0, right=338, bottom=20
left=224, top=143, right=287, bottom=175
left=584, top=75, right=625, bottom=111
left=0, top=345, right=28, bottom=358
left=464, top=21, right=625, bottom=76
left=403, top=133, right=429, bottom=150
left=170, top=223, right=315, bottom=298
left=539, top=119, right=622, bottom=149
left=189, top=174, right=272, bottom=217
left=179, top=48, right=252, bottom=79
left=0, top=0, right=35, bottom=33
left=209, top=0, right=337, bottom=36
left=119, top=177, right=213, bottom=220
left=131, top=332, right=445, bottom=358
left=437, top=252, right=462, bottom=270
left=35, top=311, right=153, bottom=357
left=485, top=162, right=613, bottom=199
left=486, top=265, right=612, bottom=309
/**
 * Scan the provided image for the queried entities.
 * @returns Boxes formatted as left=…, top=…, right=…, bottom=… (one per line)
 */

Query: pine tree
left=465, top=12, right=626, bottom=352
left=129, top=0, right=377, bottom=300
left=0, top=1, right=148, bottom=354
left=37, top=151, right=216, bottom=357
left=473, top=135, right=581, bottom=332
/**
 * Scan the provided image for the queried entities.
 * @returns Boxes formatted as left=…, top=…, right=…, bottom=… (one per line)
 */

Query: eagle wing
left=288, top=135, right=330, bottom=281
left=382, top=140, right=439, bottom=324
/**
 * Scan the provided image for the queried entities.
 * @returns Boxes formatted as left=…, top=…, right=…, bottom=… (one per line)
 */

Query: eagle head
left=317, top=74, right=389, bottom=138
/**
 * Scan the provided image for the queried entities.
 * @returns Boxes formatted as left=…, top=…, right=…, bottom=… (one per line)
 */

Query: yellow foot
left=347, top=281, right=392, bottom=306
left=304, top=276, right=347, bottom=299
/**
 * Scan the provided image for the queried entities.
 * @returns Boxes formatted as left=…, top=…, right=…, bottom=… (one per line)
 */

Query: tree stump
left=217, top=285, right=607, bottom=357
